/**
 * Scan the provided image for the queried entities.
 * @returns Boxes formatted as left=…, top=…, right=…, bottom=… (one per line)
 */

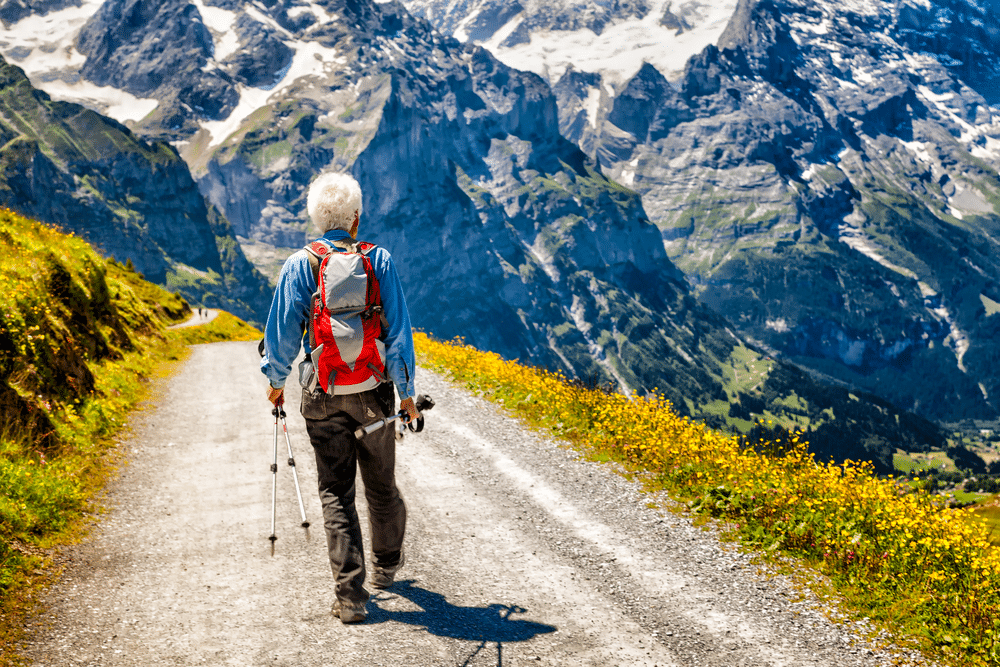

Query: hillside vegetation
left=415, top=333, right=1000, bottom=667
left=0, top=208, right=260, bottom=662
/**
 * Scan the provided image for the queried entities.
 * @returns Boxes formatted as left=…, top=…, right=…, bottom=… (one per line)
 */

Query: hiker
left=260, top=171, right=419, bottom=625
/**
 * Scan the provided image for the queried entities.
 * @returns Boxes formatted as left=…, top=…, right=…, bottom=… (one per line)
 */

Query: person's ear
left=350, top=212, right=359, bottom=238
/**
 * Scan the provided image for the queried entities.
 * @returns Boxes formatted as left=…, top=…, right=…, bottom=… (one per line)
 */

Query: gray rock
left=582, top=0, right=1000, bottom=421
left=77, top=0, right=239, bottom=133
left=220, top=14, right=294, bottom=89
left=0, top=0, right=79, bottom=24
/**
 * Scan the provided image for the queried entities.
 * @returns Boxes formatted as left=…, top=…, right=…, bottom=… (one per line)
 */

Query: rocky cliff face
left=0, top=56, right=272, bottom=323
left=54, top=0, right=750, bottom=410
left=401, top=0, right=738, bottom=86
left=0, top=0, right=953, bottom=464
left=547, top=0, right=1000, bottom=423
left=0, top=0, right=80, bottom=23
left=404, top=0, right=651, bottom=39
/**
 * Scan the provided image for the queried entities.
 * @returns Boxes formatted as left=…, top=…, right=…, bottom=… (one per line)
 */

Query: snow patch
left=35, top=80, right=159, bottom=123
left=201, top=40, right=341, bottom=147
left=479, top=0, right=738, bottom=87
left=190, top=0, right=240, bottom=62
left=852, top=68, right=874, bottom=85
left=244, top=4, right=293, bottom=38
left=287, top=3, right=333, bottom=24
left=949, top=182, right=994, bottom=215
left=902, top=140, right=932, bottom=163
left=766, top=318, right=790, bottom=333
left=971, top=135, right=1000, bottom=161
left=0, top=0, right=102, bottom=78
left=790, top=19, right=831, bottom=35
left=584, top=86, right=601, bottom=128
left=916, top=84, right=954, bottom=104
left=619, top=167, right=635, bottom=186
left=454, top=8, right=486, bottom=43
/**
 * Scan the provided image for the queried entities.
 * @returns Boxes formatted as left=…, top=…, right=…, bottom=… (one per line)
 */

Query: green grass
left=954, top=490, right=985, bottom=505
left=895, top=451, right=927, bottom=473
left=927, top=451, right=959, bottom=472
left=970, top=502, right=1000, bottom=547
left=725, top=346, right=774, bottom=391
left=0, top=209, right=261, bottom=665
left=167, top=311, right=262, bottom=346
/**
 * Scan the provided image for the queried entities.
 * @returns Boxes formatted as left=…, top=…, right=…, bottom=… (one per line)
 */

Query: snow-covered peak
left=0, top=0, right=161, bottom=122
left=401, top=0, right=739, bottom=86
left=0, top=0, right=354, bottom=134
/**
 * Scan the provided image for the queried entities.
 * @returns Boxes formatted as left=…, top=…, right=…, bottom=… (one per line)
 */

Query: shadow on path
left=369, top=580, right=556, bottom=666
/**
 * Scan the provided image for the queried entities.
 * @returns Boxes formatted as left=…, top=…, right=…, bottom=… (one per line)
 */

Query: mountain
left=0, top=0, right=956, bottom=470
left=396, top=0, right=738, bottom=88
left=414, top=0, right=1000, bottom=425
left=51, top=0, right=761, bottom=406
left=0, top=54, right=272, bottom=323
left=0, top=0, right=732, bottom=402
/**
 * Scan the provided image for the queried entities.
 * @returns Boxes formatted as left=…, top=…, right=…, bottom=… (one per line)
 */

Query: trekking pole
left=276, top=403, right=310, bottom=528
left=354, top=394, right=435, bottom=439
left=269, top=403, right=280, bottom=542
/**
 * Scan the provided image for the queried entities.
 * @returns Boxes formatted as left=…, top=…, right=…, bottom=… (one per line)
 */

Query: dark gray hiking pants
left=301, top=382, right=406, bottom=604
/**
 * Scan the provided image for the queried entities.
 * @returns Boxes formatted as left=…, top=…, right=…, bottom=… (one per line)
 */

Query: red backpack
left=304, top=238, right=387, bottom=394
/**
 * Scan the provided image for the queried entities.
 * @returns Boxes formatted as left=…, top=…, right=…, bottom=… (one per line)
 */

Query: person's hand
left=400, top=396, right=420, bottom=423
left=267, top=387, right=284, bottom=406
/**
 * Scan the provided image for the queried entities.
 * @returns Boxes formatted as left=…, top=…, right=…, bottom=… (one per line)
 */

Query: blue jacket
left=260, top=229, right=416, bottom=400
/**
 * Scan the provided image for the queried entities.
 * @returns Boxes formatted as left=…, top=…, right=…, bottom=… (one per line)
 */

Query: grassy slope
left=0, top=208, right=260, bottom=665
left=167, top=311, right=263, bottom=346
left=971, top=497, right=1000, bottom=547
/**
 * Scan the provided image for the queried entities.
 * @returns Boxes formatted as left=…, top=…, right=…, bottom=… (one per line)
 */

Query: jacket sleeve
left=373, top=247, right=416, bottom=400
left=260, top=250, right=315, bottom=389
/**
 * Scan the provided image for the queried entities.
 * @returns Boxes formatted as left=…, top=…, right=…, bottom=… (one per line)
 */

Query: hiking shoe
left=370, top=550, right=404, bottom=589
left=332, top=599, right=367, bottom=624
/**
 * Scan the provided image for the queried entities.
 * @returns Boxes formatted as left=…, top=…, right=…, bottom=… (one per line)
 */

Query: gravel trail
left=20, top=341, right=932, bottom=666
left=167, top=309, right=220, bottom=330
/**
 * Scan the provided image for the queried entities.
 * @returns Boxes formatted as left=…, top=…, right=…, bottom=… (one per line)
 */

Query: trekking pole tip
left=301, top=521, right=310, bottom=528
left=269, top=534, right=277, bottom=542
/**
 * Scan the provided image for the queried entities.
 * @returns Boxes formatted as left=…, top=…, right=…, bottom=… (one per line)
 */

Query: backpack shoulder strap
left=305, top=239, right=334, bottom=259
left=303, top=240, right=332, bottom=285
left=303, top=238, right=377, bottom=284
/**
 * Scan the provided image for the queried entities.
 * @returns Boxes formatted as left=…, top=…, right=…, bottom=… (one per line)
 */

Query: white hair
left=307, top=172, right=363, bottom=233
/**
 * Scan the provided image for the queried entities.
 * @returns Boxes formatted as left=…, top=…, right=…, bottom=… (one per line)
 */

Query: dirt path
left=20, top=342, right=929, bottom=666
left=167, top=308, right=220, bottom=329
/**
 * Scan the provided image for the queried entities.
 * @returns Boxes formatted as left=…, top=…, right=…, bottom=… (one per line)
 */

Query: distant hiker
left=260, top=172, right=419, bottom=625
left=198, top=307, right=203, bottom=318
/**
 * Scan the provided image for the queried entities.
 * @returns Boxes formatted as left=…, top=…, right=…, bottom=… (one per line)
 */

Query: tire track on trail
left=20, top=341, right=927, bottom=666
